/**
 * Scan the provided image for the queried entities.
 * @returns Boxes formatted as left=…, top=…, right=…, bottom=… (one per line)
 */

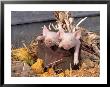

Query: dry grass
left=11, top=47, right=99, bottom=77
left=31, top=58, right=99, bottom=77
left=11, top=48, right=35, bottom=66
left=31, top=58, right=44, bottom=74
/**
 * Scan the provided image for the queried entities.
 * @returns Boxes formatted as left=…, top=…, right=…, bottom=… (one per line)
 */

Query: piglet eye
left=70, top=39, right=73, bottom=41
left=58, top=39, right=62, bottom=42
left=48, top=40, right=52, bottom=43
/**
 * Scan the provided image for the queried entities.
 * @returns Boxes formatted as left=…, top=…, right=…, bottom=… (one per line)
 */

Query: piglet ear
left=57, top=22, right=64, bottom=37
left=36, top=36, right=44, bottom=41
left=57, top=28, right=64, bottom=38
left=56, top=31, right=60, bottom=37
left=43, top=25, right=49, bottom=36
left=73, top=30, right=81, bottom=40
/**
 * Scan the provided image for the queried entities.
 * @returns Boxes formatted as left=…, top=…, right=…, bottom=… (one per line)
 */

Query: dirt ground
left=11, top=48, right=99, bottom=77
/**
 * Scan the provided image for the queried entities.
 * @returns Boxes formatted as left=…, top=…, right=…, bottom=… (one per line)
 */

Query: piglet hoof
left=74, top=58, right=79, bottom=65
left=72, top=59, right=80, bottom=70
left=72, top=64, right=79, bottom=70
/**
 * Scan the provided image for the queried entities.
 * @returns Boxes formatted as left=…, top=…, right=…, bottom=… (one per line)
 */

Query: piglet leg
left=74, top=42, right=80, bottom=65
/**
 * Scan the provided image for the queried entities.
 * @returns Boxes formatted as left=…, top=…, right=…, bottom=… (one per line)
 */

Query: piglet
left=36, top=25, right=60, bottom=48
left=58, top=29, right=81, bottom=65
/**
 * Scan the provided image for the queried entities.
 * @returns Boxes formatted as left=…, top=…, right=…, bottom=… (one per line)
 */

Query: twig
left=70, top=63, right=72, bottom=77
left=22, top=62, right=25, bottom=71
left=49, top=23, right=52, bottom=30
left=64, top=19, right=71, bottom=32
left=46, top=59, right=63, bottom=68
left=51, top=23, right=58, bottom=30
left=74, top=17, right=87, bottom=31
left=22, top=41, right=30, bottom=52
left=22, top=43, right=27, bottom=49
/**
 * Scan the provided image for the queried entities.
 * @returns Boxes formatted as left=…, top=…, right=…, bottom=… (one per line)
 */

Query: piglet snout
left=59, top=44, right=71, bottom=50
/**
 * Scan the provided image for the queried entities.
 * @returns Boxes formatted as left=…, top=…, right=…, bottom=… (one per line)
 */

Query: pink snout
left=45, top=40, right=53, bottom=47
left=59, top=44, right=71, bottom=50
